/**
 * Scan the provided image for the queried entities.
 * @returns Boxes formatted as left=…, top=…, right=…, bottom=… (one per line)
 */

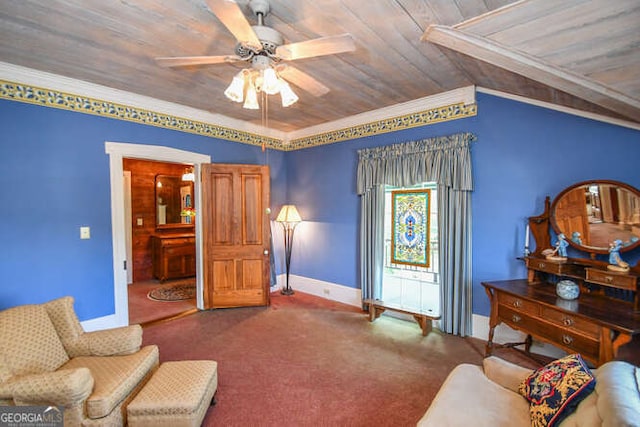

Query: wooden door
left=554, top=186, right=590, bottom=245
left=201, top=164, right=270, bottom=309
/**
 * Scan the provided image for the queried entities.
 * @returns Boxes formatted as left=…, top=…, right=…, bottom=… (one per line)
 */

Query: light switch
left=80, top=226, right=91, bottom=240
left=137, top=218, right=143, bottom=226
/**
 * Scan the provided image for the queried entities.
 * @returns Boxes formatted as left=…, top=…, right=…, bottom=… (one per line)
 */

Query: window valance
left=356, top=132, right=476, bottom=194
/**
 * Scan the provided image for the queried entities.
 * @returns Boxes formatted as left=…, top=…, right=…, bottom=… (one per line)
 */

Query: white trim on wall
left=0, top=61, right=284, bottom=141
left=274, top=274, right=362, bottom=307
left=286, top=86, right=476, bottom=142
left=104, top=142, right=210, bottom=328
left=2, top=62, right=638, bottom=144
left=81, top=314, right=119, bottom=332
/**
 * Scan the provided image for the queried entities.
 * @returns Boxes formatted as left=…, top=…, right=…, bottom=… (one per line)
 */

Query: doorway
left=106, top=142, right=211, bottom=327
left=124, top=158, right=199, bottom=324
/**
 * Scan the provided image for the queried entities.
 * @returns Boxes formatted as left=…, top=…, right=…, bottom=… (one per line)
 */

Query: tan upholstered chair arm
left=7, top=368, right=94, bottom=407
left=483, top=356, right=533, bottom=393
left=75, top=324, right=143, bottom=356
left=44, top=296, right=141, bottom=357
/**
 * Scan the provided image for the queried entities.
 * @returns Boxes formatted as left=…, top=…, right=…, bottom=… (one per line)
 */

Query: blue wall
left=1, top=92, right=639, bottom=321
left=0, top=100, right=286, bottom=320
left=286, top=93, right=640, bottom=315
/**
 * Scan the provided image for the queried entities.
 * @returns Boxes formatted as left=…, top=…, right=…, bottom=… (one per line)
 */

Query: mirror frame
left=550, top=179, right=640, bottom=255
left=154, top=174, right=195, bottom=230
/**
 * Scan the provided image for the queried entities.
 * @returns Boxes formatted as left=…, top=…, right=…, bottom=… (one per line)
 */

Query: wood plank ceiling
left=0, top=0, right=638, bottom=133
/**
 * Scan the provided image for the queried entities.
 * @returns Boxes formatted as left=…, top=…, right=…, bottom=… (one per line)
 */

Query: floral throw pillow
left=518, top=353, right=596, bottom=427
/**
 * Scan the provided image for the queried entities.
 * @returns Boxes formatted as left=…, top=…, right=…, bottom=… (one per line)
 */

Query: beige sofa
left=417, top=356, right=640, bottom=427
left=0, top=297, right=159, bottom=426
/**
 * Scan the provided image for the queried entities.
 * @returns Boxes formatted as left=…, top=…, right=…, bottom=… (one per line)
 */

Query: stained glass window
left=391, top=189, right=430, bottom=267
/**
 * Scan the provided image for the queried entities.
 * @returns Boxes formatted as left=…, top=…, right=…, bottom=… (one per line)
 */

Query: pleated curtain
left=356, top=132, right=476, bottom=336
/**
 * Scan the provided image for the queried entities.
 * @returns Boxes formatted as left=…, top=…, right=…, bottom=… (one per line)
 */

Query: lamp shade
left=243, top=81, right=259, bottom=109
left=181, top=168, right=195, bottom=182
left=279, top=80, right=299, bottom=107
left=262, top=67, right=281, bottom=95
left=224, top=71, right=245, bottom=103
left=276, top=205, right=302, bottom=223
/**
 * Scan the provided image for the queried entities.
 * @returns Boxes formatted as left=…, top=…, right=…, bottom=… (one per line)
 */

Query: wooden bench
left=365, top=299, right=440, bottom=336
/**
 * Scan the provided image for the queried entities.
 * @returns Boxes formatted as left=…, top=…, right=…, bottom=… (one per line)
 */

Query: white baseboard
left=81, top=314, right=120, bottom=332
left=273, top=274, right=362, bottom=307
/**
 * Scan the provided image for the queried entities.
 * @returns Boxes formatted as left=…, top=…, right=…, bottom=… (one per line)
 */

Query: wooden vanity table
left=151, top=173, right=196, bottom=282
left=484, top=180, right=640, bottom=366
left=151, top=233, right=196, bottom=282
left=483, top=279, right=640, bottom=366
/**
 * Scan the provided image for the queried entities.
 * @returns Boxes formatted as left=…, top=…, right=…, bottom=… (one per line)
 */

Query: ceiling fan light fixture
left=156, top=1, right=357, bottom=112
left=224, top=70, right=246, bottom=103
left=279, top=80, right=298, bottom=107
left=243, top=80, right=260, bottom=109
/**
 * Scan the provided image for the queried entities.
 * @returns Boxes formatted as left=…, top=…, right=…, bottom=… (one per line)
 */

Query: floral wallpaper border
left=0, top=79, right=476, bottom=151
left=284, top=103, right=477, bottom=150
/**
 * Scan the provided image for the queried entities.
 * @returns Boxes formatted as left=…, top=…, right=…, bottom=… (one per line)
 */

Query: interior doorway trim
left=105, top=142, right=211, bottom=327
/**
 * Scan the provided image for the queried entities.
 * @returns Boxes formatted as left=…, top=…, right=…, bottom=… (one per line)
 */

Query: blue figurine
left=555, top=233, right=569, bottom=258
left=571, top=231, right=582, bottom=245
left=608, top=239, right=629, bottom=271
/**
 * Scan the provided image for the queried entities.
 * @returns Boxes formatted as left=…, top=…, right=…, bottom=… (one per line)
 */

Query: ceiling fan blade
left=276, top=33, right=355, bottom=61
left=206, top=0, right=262, bottom=51
left=277, top=65, right=329, bottom=97
left=155, top=55, right=242, bottom=68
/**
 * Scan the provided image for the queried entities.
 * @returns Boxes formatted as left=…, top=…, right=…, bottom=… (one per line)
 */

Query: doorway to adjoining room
left=123, top=158, right=197, bottom=325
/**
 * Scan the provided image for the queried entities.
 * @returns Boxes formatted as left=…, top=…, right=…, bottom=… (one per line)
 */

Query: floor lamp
left=276, top=205, right=302, bottom=295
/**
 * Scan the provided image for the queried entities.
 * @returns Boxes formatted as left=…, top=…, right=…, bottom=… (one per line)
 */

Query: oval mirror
left=551, top=180, right=640, bottom=254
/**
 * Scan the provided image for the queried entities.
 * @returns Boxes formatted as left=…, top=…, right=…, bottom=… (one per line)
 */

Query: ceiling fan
left=155, top=0, right=355, bottom=105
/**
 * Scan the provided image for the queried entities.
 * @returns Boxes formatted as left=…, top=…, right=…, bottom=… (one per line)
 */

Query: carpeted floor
left=128, top=280, right=196, bottom=325
left=142, top=291, right=546, bottom=427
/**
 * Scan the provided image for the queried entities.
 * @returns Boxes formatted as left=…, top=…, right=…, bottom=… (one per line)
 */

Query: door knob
left=264, top=250, right=269, bottom=255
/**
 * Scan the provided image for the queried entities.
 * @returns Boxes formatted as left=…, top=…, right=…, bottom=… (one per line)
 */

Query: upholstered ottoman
left=127, top=360, right=218, bottom=427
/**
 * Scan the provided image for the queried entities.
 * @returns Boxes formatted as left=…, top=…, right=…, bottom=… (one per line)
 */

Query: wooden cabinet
left=151, top=234, right=196, bottom=282
left=483, top=280, right=640, bottom=366
left=492, top=179, right=640, bottom=366
left=524, top=255, right=640, bottom=311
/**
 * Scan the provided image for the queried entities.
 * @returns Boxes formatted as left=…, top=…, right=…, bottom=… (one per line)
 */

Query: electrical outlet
left=80, top=226, right=91, bottom=240
left=323, top=288, right=330, bottom=295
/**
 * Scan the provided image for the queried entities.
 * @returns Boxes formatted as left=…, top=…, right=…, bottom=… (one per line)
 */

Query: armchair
left=0, top=297, right=159, bottom=426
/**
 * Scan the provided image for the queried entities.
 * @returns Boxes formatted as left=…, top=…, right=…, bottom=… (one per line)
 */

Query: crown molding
left=284, top=87, right=476, bottom=150
left=286, top=102, right=477, bottom=151
left=286, top=86, right=475, bottom=141
left=0, top=62, right=477, bottom=150
left=0, top=61, right=285, bottom=148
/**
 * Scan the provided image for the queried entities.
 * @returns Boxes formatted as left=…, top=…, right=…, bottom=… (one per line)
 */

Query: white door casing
left=104, top=142, right=210, bottom=328
left=123, top=171, right=133, bottom=285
